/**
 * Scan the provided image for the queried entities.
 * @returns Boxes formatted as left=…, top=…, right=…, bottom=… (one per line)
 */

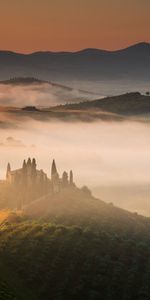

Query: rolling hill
left=1, top=91, right=150, bottom=124
left=1, top=187, right=150, bottom=300
left=0, top=77, right=100, bottom=107
left=60, top=92, right=150, bottom=117
left=23, top=187, right=148, bottom=228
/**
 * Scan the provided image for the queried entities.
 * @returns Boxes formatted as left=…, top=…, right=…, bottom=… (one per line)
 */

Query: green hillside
left=1, top=189, right=150, bottom=300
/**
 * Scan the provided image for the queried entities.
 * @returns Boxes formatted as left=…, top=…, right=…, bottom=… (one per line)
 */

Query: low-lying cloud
left=0, top=118, right=150, bottom=215
left=0, top=83, right=100, bottom=107
left=0, top=82, right=150, bottom=216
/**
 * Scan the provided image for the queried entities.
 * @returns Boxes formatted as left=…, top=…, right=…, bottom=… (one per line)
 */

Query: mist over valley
left=1, top=1, right=150, bottom=298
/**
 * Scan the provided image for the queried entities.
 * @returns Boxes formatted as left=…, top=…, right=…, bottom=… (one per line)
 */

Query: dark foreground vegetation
left=1, top=190, right=150, bottom=300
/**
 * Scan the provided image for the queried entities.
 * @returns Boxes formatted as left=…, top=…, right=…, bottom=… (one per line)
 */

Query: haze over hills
left=0, top=42, right=150, bottom=95
left=1, top=0, right=150, bottom=298
left=0, top=77, right=100, bottom=107
left=23, top=186, right=150, bottom=227
left=0, top=90, right=150, bottom=124
left=1, top=89, right=150, bottom=299
left=60, top=92, right=150, bottom=119
left=4, top=91, right=150, bottom=121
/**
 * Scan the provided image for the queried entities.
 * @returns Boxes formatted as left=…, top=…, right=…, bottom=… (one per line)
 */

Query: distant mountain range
left=0, top=43, right=150, bottom=89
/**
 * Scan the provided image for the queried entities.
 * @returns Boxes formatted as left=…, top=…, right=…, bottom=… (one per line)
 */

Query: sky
left=0, top=0, right=150, bottom=52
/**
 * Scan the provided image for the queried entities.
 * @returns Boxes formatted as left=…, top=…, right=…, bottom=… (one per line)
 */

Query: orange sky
left=0, top=0, right=150, bottom=53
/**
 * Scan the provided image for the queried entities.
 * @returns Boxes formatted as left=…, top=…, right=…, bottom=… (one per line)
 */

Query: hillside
left=23, top=187, right=149, bottom=229
left=0, top=77, right=99, bottom=107
left=1, top=190, right=150, bottom=299
left=0, top=42, right=150, bottom=95
left=55, top=92, right=150, bottom=118
left=1, top=92, right=150, bottom=123
left=0, top=77, right=150, bottom=119
left=0, top=76, right=97, bottom=96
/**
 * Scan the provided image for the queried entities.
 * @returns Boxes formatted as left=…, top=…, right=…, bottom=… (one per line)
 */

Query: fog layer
left=0, top=118, right=150, bottom=216
left=0, top=83, right=100, bottom=107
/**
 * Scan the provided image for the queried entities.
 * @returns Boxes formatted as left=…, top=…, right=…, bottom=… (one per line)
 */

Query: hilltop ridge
left=0, top=42, right=150, bottom=56
left=0, top=42, right=150, bottom=87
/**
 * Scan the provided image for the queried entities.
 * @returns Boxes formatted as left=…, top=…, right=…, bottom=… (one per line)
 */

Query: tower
left=62, top=171, right=68, bottom=187
left=27, top=157, right=32, bottom=167
left=69, top=170, right=73, bottom=185
left=26, top=158, right=32, bottom=185
left=31, top=158, right=37, bottom=180
left=22, top=159, right=27, bottom=170
left=6, top=163, right=11, bottom=180
left=51, top=159, right=60, bottom=193
left=32, top=158, right=37, bottom=170
left=22, top=159, right=29, bottom=188
left=51, top=159, right=58, bottom=179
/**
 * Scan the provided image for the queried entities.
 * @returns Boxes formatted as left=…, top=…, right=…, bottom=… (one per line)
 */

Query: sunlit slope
left=23, top=188, right=150, bottom=229
left=0, top=210, right=11, bottom=224
left=1, top=197, right=150, bottom=300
